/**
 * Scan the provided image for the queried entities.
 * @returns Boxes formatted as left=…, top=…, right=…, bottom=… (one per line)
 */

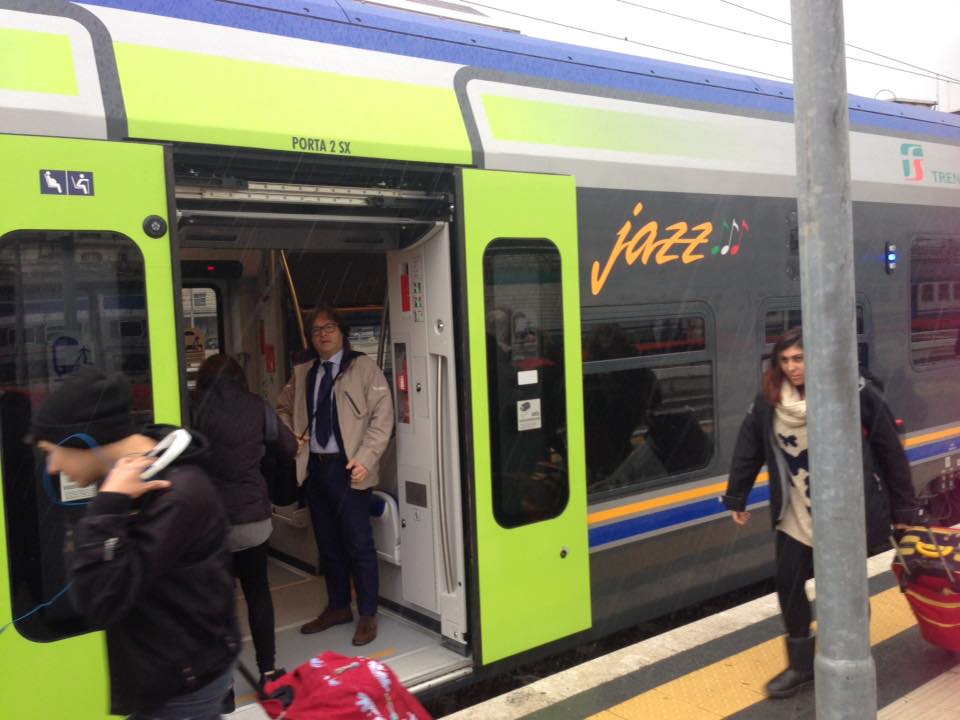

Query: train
left=1, top=0, right=959, bottom=716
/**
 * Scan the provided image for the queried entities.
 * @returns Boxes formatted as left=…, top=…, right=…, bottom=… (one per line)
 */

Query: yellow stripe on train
left=587, top=473, right=770, bottom=525
left=587, top=423, right=960, bottom=528
left=905, top=424, right=960, bottom=449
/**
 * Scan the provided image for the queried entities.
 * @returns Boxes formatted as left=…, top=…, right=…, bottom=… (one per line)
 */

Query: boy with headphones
left=32, top=367, right=239, bottom=719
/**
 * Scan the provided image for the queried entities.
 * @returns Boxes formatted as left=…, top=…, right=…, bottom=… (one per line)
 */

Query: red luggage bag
left=258, top=651, right=433, bottom=720
left=892, top=526, right=960, bottom=652
left=892, top=564, right=960, bottom=651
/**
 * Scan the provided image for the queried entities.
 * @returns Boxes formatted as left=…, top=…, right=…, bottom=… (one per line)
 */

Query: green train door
left=0, top=134, right=176, bottom=718
left=458, top=168, right=591, bottom=664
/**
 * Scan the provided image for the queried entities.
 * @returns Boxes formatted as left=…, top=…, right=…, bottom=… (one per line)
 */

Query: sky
left=381, top=0, right=960, bottom=112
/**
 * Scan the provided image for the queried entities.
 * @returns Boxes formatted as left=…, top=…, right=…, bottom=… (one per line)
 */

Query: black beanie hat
left=31, top=367, right=137, bottom=446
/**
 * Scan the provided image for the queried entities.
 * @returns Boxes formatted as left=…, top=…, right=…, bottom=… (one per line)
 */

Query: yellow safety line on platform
left=590, top=586, right=916, bottom=720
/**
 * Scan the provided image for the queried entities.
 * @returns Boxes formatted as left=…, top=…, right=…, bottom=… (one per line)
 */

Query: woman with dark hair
left=193, top=354, right=297, bottom=689
left=722, top=326, right=919, bottom=699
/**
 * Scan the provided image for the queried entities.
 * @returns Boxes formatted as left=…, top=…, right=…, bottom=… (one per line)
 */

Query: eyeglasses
left=311, top=323, right=339, bottom=336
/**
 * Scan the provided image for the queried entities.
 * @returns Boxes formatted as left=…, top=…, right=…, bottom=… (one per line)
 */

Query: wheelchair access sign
left=39, top=169, right=95, bottom=196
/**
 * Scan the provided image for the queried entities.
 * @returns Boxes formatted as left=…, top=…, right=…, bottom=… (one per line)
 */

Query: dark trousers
left=775, top=530, right=815, bottom=638
left=305, top=454, right=378, bottom=616
left=233, top=542, right=275, bottom=674
left=131, top=661, right=235, bottom=720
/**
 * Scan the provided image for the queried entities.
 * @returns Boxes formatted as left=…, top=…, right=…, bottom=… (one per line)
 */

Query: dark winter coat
left=722, top=379, right=919, bottom=550
left=68, top=426, right=240, bottom=715
left=192, top=378, right=297, bottom=525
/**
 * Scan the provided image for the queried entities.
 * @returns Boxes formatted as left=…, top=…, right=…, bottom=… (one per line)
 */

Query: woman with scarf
left=722, top=326, right=919, bottom=699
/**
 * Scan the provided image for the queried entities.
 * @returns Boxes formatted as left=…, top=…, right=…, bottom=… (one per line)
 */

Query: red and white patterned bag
left=259, top=651, right=433, bottom=720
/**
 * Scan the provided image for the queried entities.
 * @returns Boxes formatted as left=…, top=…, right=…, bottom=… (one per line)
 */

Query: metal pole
left=790, top=1, right=876, bottom=718
left=279, top=250, right=308, bottom=350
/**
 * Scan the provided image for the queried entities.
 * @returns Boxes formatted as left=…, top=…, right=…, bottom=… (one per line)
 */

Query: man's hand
left=731, top=510, right=751, bottom=526
left=346, top=458, right=368, bottom=487
left=100, top=454, right=171, bottom=498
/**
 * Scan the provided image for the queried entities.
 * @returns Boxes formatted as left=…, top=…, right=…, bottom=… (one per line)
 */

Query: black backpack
left=260, top=399, right=299, bottom=507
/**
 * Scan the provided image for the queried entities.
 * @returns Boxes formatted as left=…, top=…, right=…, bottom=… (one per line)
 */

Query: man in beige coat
left=276, top=306, right=393, bottom=646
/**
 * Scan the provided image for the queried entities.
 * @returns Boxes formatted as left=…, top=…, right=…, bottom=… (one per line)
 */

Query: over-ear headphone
left=140, top=429, right=192, bottom=480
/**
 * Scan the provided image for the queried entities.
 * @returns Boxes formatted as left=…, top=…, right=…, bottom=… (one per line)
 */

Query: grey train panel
left=577, top=185, right=960, bottom=630
left=590, top=513, right=773, bottom=631
left=576, top=187, right=798, bottom=479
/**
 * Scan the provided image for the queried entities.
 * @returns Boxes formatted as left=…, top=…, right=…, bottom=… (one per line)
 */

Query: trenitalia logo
left=901, top=143, right=924, bottom=181
left=899, top=143, right=960, bottom=186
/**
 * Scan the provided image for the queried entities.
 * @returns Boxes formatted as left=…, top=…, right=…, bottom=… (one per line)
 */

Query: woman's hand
left=100, top=454, right=170, bottom=498
left=731, top=510, right=751, bottom=526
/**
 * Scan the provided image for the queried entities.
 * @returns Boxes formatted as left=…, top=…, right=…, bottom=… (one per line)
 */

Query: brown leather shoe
left=300, top=606, right=353, bottom=634
left=352, top=615, right=378, bottom=646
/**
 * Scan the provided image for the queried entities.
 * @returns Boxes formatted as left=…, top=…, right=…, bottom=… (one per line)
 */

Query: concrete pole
left=789, top=1, right=877, bottom=718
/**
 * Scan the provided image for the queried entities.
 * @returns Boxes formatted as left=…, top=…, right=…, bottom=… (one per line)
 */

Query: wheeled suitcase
left=243, top=651, right=433, bottom=720
left=892, top=525, right=960, bottom=652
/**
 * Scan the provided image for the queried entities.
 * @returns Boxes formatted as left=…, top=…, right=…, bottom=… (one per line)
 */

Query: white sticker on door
left=517, top=369, right=538, bottom=386
left=517, top=398, right=542, bottom=431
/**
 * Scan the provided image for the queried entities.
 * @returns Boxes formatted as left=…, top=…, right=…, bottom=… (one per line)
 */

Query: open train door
left=0, top=134, right=175, bottom=718
left=457, top=168, right=591, bottom=664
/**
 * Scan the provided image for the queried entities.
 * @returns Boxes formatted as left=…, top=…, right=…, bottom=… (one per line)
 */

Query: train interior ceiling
left=174, top=151, right=471, bottom=691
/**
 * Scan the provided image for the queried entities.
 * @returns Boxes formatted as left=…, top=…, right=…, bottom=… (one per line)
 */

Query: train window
left=764, top=308, right=805, bottom=343
left=181, top=285, right=222, bottom=390
left=911, top=238, right=960, bottom=368
left=581, top=315, right=705, bottom=359
left=786, top=211, right=800, bottom=281
left=483, top=239, right=569, bottom=529
left=764, top=305, right=864, bottom=343
left=340, top=306, right=392, bottom=378
left=582, top=310, right=715, bottom=498
left=762, top=303, right=868, bottom=368
left=0, top=230, right=152, bottom=641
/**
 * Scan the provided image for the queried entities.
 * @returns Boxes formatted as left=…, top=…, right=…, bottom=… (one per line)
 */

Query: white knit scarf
left=774, top=380, right=806, bottom=428
left=773, top=380, right=813, bottom=546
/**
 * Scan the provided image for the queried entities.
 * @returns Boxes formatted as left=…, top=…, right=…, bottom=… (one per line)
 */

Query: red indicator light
left=207, top=265, right=216, bottom=272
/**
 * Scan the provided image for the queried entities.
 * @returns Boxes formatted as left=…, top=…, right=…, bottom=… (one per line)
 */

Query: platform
left=445, top=549, right=960, bottom=719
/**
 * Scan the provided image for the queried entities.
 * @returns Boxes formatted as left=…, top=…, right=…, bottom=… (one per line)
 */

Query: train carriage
left=1, top=1, right=959, bottom=716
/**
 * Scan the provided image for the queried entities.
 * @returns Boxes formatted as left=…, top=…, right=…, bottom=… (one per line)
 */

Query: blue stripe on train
left=80, top=0, right=960, bottom=138
left=906, top=437, right=960, bottom=463
left=589, top=484, right=771, bottom=549
left=589, top=435, right=957, bottom=549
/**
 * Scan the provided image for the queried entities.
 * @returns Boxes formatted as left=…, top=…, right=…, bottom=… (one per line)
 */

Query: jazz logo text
left=590, top=201, right=712, bottom=296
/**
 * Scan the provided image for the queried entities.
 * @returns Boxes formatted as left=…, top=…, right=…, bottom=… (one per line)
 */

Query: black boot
left=259, top=667, right=287, bottom=688
left=765, top=635, right=815, bottom=698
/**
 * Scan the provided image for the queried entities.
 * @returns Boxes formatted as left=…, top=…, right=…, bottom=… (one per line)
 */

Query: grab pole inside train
left=791, top=0, right=877, bottom=717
